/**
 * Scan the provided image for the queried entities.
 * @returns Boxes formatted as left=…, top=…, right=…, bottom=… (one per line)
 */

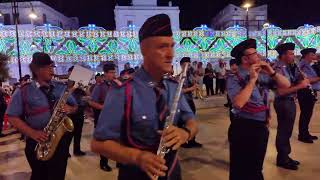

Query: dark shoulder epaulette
left=163, top=74, right=178, bottom=82
left=19, top=82, right=31, bottom=89
left=114, top=77, right=133, bottom=88
left=165, top=76, right=179, bottom=83
left=51, top=79, right=67, bottom=85
left=226, top=72, right=237, bottom=77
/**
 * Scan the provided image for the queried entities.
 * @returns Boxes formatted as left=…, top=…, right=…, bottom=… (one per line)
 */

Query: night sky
left=40, top=0, right=320, bottom=30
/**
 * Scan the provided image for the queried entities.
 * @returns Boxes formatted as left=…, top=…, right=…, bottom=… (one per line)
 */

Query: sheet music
left=68, top=65, right=94, bottom=88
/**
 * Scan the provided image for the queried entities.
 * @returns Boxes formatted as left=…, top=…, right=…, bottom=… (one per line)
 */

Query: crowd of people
left=188, top=59, right=228, bottom=100
left=1, top=13, right=320, bottom=180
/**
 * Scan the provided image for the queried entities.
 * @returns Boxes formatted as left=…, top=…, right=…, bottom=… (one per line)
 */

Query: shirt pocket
left=131, top=112, right=159, bottom=143
left=28, top=95, right=48, bottom=108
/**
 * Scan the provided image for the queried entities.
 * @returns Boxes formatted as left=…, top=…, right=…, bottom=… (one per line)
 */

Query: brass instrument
left=35, top=80, right=75, bottom=161
left=154, top=63, right=189, bottom=180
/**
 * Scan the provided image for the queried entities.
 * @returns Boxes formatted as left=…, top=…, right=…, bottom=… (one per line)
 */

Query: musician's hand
left=136, top=151, right=168, bottom=179
left=81, top=96, right=91, bottom=102
left=62, top=104, right=76, bottom=114
left=30, top=130, right=48, bottom=143
left=159, top=126, right=189, bottom=150
left=249, top=64, right=261, bottom=83
left=260, top=61, right=274, bottom=75
left=298, top=79, right=310, bottom=89
left=266, top=116, right=271, bottom=128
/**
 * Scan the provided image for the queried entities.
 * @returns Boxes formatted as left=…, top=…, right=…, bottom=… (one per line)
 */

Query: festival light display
left=1, top=24, right=320, bottom=64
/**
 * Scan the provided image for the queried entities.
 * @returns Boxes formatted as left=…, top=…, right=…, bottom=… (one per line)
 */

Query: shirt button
left=142, top=115, right=147, bottom=119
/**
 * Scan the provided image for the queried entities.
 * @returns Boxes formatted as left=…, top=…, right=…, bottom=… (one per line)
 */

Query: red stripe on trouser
left=168, top=154, right=178, bottom=178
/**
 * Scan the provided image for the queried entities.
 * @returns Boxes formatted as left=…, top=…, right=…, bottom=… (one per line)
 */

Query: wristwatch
left=181, top=127, right=191, bottom=142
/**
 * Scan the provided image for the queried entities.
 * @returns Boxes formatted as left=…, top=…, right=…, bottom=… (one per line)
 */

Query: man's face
left=282, top=50, right=295, bottom=64
left=141, top=36, right=175, bottom=74
left=95, top=76, right=103, bottom=84
left=231, top=64, right=238, bottom=72
left=305, top=52, right=317, bottom=62
left=37, top=64, right=55, bottom=81
left=243, top=48, right=261, bottom=65
left=104, top=70, right=116, bottom=81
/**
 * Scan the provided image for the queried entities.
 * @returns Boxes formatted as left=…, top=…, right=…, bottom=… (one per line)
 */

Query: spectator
left=215, top=59, right=227, bottom=94
left=203, top=62, right=215, bottom=96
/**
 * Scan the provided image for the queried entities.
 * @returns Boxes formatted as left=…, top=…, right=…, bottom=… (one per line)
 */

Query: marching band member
left=227, top=39, right=290, bottom=180
left=6, top=52, right=77, bottom=180
left=91, top=14, right=198, bottom=180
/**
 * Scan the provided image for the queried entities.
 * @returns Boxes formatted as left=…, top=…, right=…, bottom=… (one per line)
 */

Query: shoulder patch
left=51, top=80, right=67, bottom=87
left=20, top=82, right=31, bottom=89
left=165, top=76, right=178, bottom=83
left=226, top=72, right=237, bottom=77
left=116, top=77, right=133, bottom=88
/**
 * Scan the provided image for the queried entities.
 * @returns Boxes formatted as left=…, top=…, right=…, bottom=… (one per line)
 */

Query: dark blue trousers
left=274, top=97, right=296, bottom=163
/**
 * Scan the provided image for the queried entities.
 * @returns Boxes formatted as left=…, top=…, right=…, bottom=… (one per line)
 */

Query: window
left=127, top=20, right=133, bottom=26
left=43, top=14, right=47, bottom=24
left=3, top=14, right=11, bottom=25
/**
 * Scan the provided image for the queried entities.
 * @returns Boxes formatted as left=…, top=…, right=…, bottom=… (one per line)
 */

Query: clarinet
left=294, top=63, right=317, bottom=100
left=154, top=63, right=189, bottom=180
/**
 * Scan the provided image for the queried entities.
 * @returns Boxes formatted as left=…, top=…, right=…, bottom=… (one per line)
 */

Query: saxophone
left=154, top=63, right=189, bottom=180
left=35, top=80, right=75, bottom=161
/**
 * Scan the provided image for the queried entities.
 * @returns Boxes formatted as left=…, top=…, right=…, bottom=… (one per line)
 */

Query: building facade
left=0, top=1, right=79, bottom=30
left=114, top=0, right=180, bottom=30
left=211, top=4, right=267, bottom=31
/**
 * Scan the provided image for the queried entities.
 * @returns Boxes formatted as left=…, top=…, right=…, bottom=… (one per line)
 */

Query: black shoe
left=100, top=164, right=112, bottom=172
left=289, top=158, right=300, bottom=166
left=277, top=161, right=298, bottom=170
left=298, top=136, right=314, bottom=143
left=308, top=134, right=318, bottom=140
left=0, top=134, right=5, bottom=138
left=74, top=151, right=86, bottom=156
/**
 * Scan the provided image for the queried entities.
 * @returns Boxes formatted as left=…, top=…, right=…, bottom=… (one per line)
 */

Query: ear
left=140, top=40, right=149, bottom=57
left=241, top=56, right=247, bottom=64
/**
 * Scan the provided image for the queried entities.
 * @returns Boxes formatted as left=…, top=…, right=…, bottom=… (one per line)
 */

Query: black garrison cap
left=139, top=14, right=173, bottom=43
left=31, top=52, right=54, bottom=67
left=180, top=57, right=191, bottom=64
left=301, top=48, right=317, bottom=56
left=231, top=39, right=257, bottom=63
left=275, top=43, right=295, bottom=56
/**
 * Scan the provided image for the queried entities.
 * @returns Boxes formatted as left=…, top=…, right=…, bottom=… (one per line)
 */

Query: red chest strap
left=124, top=82, right=156, bottom=151
left=20, top=85, right=50, bottom=117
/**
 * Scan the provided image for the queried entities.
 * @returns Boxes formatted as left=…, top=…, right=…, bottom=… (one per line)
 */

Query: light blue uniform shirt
left=226, top=66, right=273, bottom=122
left=6, top=80, right=77, bottom=130
left=299, top=59, right=320, bottom=90
left=94, top=68, right=195, bottom=148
